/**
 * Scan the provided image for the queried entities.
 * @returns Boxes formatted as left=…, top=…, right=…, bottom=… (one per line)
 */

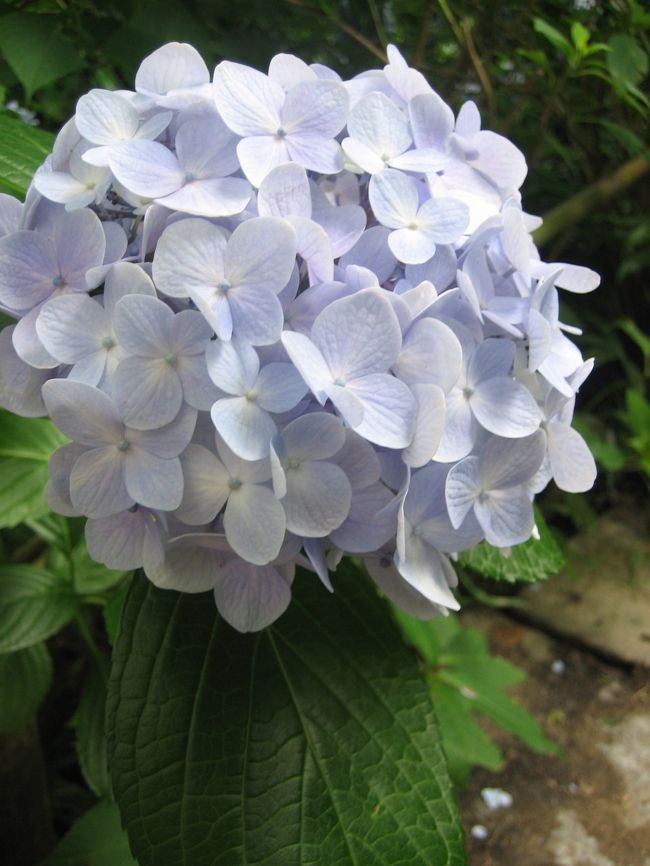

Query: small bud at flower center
left=52, top=274, right=65, bottom=288
left=101, top=336, right=116, bottom=350
left=165, top=352, right=177, bottom=366
left=228, top=478, right=242, bottom=491
left=216, top=280, right=231, bottom=294
left=116, top=439, right=130, bottom=452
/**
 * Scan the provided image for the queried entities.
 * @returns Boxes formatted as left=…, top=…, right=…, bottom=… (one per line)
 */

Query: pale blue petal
left=113, top=355, right=182, bottom=430
left=445, top=456, right=481, bottom=528
left=214, top=559, right=291, bottom=633
left=282, top=460, right=352, bottom=536
left=255, top=362, right=308, bottom=413
left=42, top=379, right=122, bottom=445
left=124, top=449, right=184, bottom=510
left=70, top=445, right=132, bottom=517
left=547, top=422, right=596, bottom=493
left=205, top=338, right=259, bottom=395
left=471, top=377, right=541, bottom=438
left=346, top=373, right=416, bottom=448
left=474, top=488, right=534, bottom=547
left=211, top=396, right=276, bottom=460
left=224, top=483, right=286, bottom=565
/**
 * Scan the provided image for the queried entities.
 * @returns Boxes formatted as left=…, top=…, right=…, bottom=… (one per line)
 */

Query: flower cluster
left=0, top=42, right=598, bottom=632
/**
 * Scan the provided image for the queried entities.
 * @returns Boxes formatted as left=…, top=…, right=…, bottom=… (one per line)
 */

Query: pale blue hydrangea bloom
left=0, top=41, right=599, bottom=633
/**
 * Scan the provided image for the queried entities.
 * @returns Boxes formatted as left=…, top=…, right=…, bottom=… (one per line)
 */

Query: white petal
left=153, top=218, right=228, bottom=298
left=257, top=162, right=312, bottom=219
left=279, top=412, right=346, bottom=462
left=0, top=231, right=57, bottom=312
left=474, top=488, right=534, bottom=547
left=211, top=396, right=276, bottom=460
left=346, top=373, right=416, bottom=448
left=403, top=384, right=445, bottom=468
left=434, top=388, right=476, bottom=462
left=113, top=292, right=173, bottom=355
left=224, top=483, right=286, bottom=565
left=103, top=261, right=156, bottom=315
left=478, top=430, right=546, bottom=490
left=366, top=554, right=442, bottom=620
left=146, top=533, right=228, bottom=593
left=136, top=43, right=210, bottom=100
left=408, top=93, right=454, bottom=150
left=395, top=537, right=460, bottom=610
left=394, top=318, right=462, bottom=392
left=228, top=285, right=285, bottom=346
left=13, top=307, right=59, bottom=369
left=369, top=168, right=419, bottom=229
left=388, top=226, right=437, bottom=265
left=347, top=91, right=411, bottom=158
left=445, top=456, right=481, bottom=528
left=282, top=79, right=348, bottom=137
left=75, top=89, right=139, bottom=145
left=236, top=135, right=289, bottom=187
left=129, top=405, right=197, bottom=458
left=311, top=288, right=402, bottom=379
left=312, top=204, right=366, bottom=258
left=33, top=172, right=95, bottom=207
left=471, top=377, right=542, bottom=437
left=334, top=429, right=381, bottom=490
left=109, top=140, right=184, bottom=198
left=342, top=137, right=385, bottom=174
left=213, top=60, right=283, bottom=135
left=339, top=225, right=396, bottom=283
left=205, top=338, right=258, bottom=395
left=291, top=216, right=333, bottom=284
left=176, top=444, right=230, bottom=524
left=159, top=177, right=251, bottom=218
left=85, top=509, right=151, bottom=570
left=226, top=216, right=297, bottom=295
left=471, top=130, right=527, bottom=190
left=37, top=294, right=108, bottom=363
left=416, top=196, right=470, bottom=243
left=547, top=422, right=597, bottom=493
left=280, top=331, right=330, bottom=402
left=329, top=482, right=395, bottom=553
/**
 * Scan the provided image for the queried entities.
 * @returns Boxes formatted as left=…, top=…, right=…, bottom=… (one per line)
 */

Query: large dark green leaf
left=0, top=410, right=67, bottom=528
left=0, top=112, right=54, bottom=197
left=0, top=565, right=78, bottom=652
left=74, top=665, right=111, bottom=798
left=107, top=570, right=466, bottom=866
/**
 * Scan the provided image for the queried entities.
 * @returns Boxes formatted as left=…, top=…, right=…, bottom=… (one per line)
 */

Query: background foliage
left=0, top=1, right=647, bottom=864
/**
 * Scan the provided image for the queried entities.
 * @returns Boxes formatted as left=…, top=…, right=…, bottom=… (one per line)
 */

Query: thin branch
left=284, top=0, right=387, bottom=63
left=414, top=2, right=437, bottom=68
left=367, top=0, right=388, bottom=49
left=533, top=156, right=650, bottom=247
left=461, top=20, right=496, bottom=120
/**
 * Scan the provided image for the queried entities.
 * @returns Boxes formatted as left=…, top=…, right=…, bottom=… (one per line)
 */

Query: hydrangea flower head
left=0, top=40, right=598, bottom=632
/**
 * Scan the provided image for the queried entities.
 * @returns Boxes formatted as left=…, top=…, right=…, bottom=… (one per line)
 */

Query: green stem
left=75, top=609, right=108, bottom=684
left=367, top=0, right=388, bottom=48
left=459, top=569, right=528, bottom=609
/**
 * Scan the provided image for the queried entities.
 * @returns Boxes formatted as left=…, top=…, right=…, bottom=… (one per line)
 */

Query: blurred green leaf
left=533, top=18, right=572, bottom=57
left=0, top=410, right=67, bottom=529
left=102, top=578, right=131, bottom=645
left=0, top=641, right=52, bottom=731
left=570, top=21, right=590, bottom=54
left=73, top=665, right=111, bottom=798
left=607, top=34, right=649, bottom=90
left=458, top=509, right=564, bottom=583
left=41, top=800, right=137, bottom=866
left=0, top=112, right=54, bottom=197
left=0, top=12, right=85, bottom=99
left=0, top=564, right=78, bottom=652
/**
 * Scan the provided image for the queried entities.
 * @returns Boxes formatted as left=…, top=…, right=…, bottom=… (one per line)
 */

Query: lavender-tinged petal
left=474, top=487, right=534, bottom=547
left=290, top=216, right=333, bottom=284
left=113, top=293, right=174, bottom=356
left=42, top=379, right=122, bottom=445
left=547, top=422, right=597, bottom=493
left=214, top=559, right=291, bottom=633
left=103, top=261, right=156, bottom=316
left=145, top=533, right=228, bottom=593
left=228, top=286, right=284, bottom=346
left=434, top=388, right=476, bottom=462
left=0, top=326, right=50, bottom=417
left=176, top=444, right=230, bottom=524
left=224, top=484, right=286, bottom=565
left=311, top=288, right=402, bottom=380
left=85, top=509, right=151, bottom=570
left=311, top=204, right=366, bottom=258
left=279, top=412, right=346, bottom=462
left=75, top=89, right=139, bottom=145
left=471, top=377, right=542, bottom=438
left=282, top=460, right=352, bottom=537
left=70, top=446, right=133, bottom=517
left=129, top=405, right=197, bottom=458
left=388, top=226, right=437, bottom=265
left=45, top=442, right=87, bottom=516
left=136, top=43, right=210, bottom=102
left=302, top=538, right=334, bottom=592
left=112, top=355, right=182, bottom=430
left=467, top=338, right=515, bottom=385
left=12, top=307, right=59, bottom=369
left=478, top=431, right=546, bottom=491
left=176, top=354, right=220, bottom=411
left=211, top=396, right=276, bottom=460
left=329, top=482, right=395, bottom=553
left=333, top=428, right=381, bottom=490
left=158, top=177, right=251, bottom=218
left=255, top=362, right=308, bottom=413
left=339, top=226, right=396, bottom=283
left=0, top=231, right=58, bottom=312
left=124, top=450, right=184, bottom=510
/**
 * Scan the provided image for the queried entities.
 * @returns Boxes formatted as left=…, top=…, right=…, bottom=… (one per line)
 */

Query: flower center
left=101, top=336, right=116, bottom=350
left=52, top=274, right=65, bottom=288
left=288, top=458, right=301, bottom=471
left=275, top=127, right=287, bottom=139
left=228, top=478, right=242, bottom=491
left=333, top=377, right=346, bottom=387
left=216, top=279, right=231, bottom=295
left=116, top=438, right=130, bottom=452
left=165, top=352, right=177, bottom=366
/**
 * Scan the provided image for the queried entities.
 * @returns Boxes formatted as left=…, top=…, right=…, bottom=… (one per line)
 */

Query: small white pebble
left=471, top=824, right=489, bottom=840
left=568, top=782, right=578, bottom=794
left=551, top=659, right=566, bottom=674
left=481, top=787, right=513, bottom=811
